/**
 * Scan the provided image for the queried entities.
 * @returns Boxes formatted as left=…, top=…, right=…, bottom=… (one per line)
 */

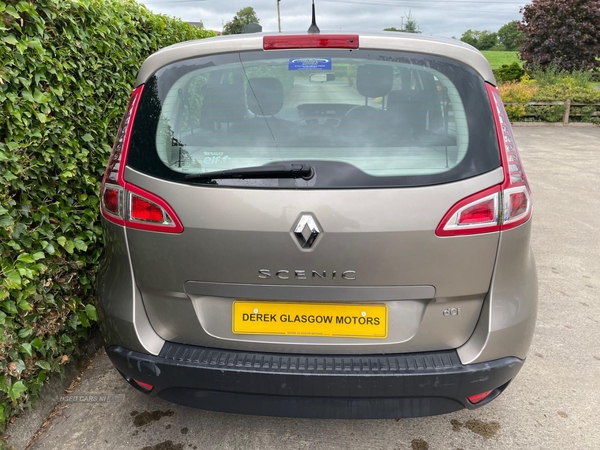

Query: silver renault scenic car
left=97, top=31, right=537, bottom=419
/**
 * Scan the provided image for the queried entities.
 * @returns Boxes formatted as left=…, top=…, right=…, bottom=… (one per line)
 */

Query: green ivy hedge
left=0, top=0, right=215, bottom=431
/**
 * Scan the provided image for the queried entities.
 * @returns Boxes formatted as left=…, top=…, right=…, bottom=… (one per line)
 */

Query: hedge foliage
left=498, top=82, right=538, bottom=122
left=499, top=72, right=600, bottom=122
left=0, top=0, right=214, bottom=431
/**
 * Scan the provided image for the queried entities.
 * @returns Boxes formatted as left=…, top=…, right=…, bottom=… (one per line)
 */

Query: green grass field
left=481, top=51, right=523, bottom=70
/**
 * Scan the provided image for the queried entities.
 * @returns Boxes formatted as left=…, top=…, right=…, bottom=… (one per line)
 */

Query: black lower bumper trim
left=106, top=343, right=523, bottom=419
left=159, top=389, right=464, bottom=419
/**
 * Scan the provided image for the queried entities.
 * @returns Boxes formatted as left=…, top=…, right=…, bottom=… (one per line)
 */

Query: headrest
left=202, top=83, right=246, bottom=123
left=246, top=77, right=284, bottom=116
left=356, top=65, right=394, bottom=99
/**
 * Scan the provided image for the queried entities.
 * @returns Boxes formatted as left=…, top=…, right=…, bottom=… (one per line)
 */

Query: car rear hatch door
left=113, top=39, right=509, bottom=354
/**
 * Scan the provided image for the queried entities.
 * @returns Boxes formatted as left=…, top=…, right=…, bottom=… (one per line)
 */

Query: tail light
left=436, top=84, right=532, bottom=237
left=100, top=85, right=183, bottom=233
left=130, top=194, right=165, bottom=223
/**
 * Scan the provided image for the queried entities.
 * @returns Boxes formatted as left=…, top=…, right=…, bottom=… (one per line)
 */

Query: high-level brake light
left=436, top=84, right=532, bottom=237
left=264, top=34, right=359, bottom=50
left=100, top=85, right=183, bottom=233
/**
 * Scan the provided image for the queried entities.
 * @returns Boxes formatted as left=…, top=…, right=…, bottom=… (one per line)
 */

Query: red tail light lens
left=510, top=191, right=528, bottom=216
left=436, top=85, right=532, bottom=237
left=502, top=186, right=531, bottom=229
left=459, top=198, right=496, bottom=225
left=102, top=185, right=122, bottom=218
left=467, top=390, right=493, bottom=404
left=100, top=85, right=183, bottom=234
left=264, top=34, right=359, bottom=50
left=125, top=185, right=183, bottom=233
left=130, top=195, right=164, bottom=223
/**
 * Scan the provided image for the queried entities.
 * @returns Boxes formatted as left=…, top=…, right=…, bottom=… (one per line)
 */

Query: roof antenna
left=307, top=0, right=320, bottom=34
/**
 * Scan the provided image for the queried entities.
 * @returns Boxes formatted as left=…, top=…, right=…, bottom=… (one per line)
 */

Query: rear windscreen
left=128, top=49, right=500, bottom=188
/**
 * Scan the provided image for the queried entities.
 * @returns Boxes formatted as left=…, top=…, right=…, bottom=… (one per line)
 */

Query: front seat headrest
left=356, top=65, right=394, bottom=99
left=246, top=77, right=284, bottom=116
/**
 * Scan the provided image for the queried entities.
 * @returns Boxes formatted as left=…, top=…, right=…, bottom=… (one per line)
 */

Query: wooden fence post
left=563, top=99, right=571, bottom=125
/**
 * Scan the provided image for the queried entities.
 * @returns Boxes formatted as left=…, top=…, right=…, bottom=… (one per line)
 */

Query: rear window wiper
left=185, top=163, right=315, bottom=182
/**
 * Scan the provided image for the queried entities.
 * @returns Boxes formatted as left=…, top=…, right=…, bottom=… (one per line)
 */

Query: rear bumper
left=106, top=343, right=523, bottom=419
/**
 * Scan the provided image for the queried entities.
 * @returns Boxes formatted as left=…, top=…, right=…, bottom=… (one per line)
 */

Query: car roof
left=135, top=32, right=496, bottom=87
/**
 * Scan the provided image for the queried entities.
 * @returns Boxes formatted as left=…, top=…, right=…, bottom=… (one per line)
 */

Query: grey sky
left=138, top=0, right=526, bottom=38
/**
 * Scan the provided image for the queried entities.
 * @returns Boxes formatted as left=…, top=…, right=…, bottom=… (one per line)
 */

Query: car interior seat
left=338, top=64, right=394, bottom=138
left=232, top=77, right=295, bottom=142
left=199, top=71, right=246, bottom=132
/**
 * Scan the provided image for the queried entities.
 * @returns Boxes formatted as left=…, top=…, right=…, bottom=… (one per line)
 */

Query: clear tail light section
left=436, top=84, right=532, bottom=237
left=100, top=85, right=183, bottom=233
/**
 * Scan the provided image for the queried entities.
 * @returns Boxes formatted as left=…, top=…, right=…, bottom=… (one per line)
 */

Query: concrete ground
left=12, top=126, right=600, bottom=450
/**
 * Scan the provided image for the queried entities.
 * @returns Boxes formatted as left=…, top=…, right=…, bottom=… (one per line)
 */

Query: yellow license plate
left=232, top=301, right=388, bottom=339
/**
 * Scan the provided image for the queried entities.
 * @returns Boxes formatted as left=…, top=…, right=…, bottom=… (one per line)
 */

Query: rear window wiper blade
left=185, top=163, right=315, bottom=182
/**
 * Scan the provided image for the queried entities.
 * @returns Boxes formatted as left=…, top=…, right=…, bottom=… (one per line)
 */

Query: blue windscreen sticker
left=289, top=58, right=332, bottom=70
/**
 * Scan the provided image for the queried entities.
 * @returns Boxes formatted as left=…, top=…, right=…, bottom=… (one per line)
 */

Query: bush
left=525, top=104, right=565, bottom=122
left=498, top=82, right=537, bottom=121
left=494, top=62, right=525, bottom=83
left=527, top=65, right=594, bottom=88
left=0, top=0, right=215, bottom=431
left=498, top=66, right=600, bottom=122
left=533, top=85, right=600, bottom=103
left=571, top=105, right=597, bottom=123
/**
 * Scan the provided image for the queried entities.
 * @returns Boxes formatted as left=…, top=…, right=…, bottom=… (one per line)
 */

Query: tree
left=497, top=20, right=525, bottom=51
left=478, top=31, right=498, bottom=50
left=383, top=11, right=421, bottom=34
left=460, top=29, right=497, bottom=50
left=403, top=11, right=420, bottom=34
left=460, top=29, right=479, bottom=48
left=223, top=6, right=259, bottom=35
left=519, top=0, right=600, bottom=72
